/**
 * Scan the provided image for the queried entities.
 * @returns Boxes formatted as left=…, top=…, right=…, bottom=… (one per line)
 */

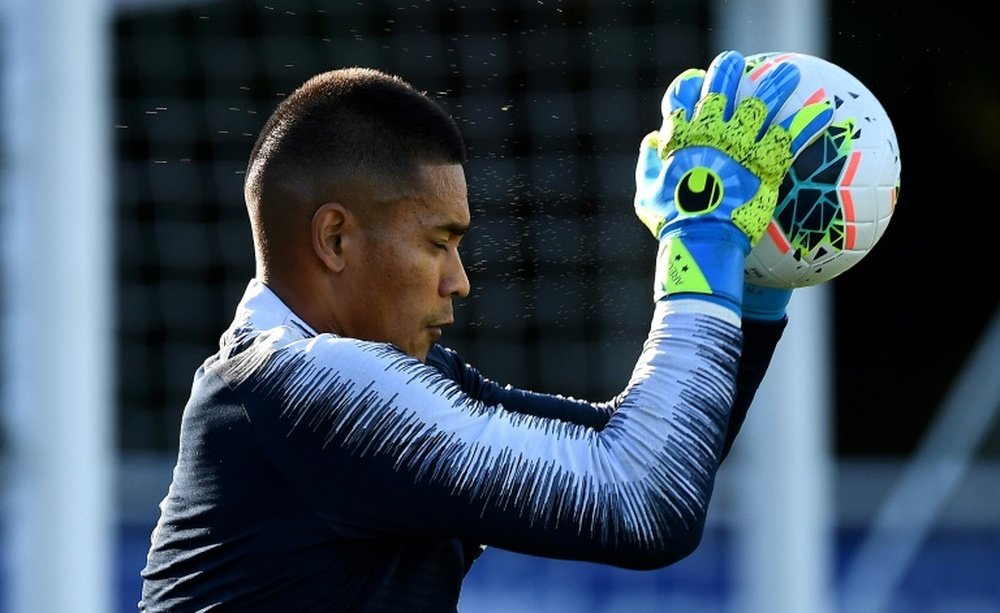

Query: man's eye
left=433, top=241, right=448, bottom=251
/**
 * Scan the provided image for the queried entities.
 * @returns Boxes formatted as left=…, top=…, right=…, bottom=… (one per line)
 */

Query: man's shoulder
left=216, top=324, right=425, bottom=389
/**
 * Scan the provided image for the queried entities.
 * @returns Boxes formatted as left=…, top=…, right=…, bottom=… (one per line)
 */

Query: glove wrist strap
left=654, top=222, right=748, bottom=311
left=742, top=284, right=793, bottom=321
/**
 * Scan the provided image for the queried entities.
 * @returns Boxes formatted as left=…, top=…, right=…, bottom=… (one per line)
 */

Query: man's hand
left=635, top=50, right=833, bottom=309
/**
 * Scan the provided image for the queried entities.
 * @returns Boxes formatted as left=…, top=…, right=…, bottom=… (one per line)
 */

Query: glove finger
left=701, top=50, right=745, bottom=120
left=634, top=131, right=667, bottom=238
left=660, top=68, right=705, bottom=123
left=749, top=61, right=801, bottom=140
left=780, top=92, right=835, bottom=158
left=635, top=130, right=663, bottom=185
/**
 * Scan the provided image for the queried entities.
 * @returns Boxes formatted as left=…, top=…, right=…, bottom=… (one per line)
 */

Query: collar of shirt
left=220, top=278, right=317, bottom=348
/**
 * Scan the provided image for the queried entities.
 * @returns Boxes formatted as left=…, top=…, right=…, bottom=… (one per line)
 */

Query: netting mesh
left=114, top=0, right=707, bottom=450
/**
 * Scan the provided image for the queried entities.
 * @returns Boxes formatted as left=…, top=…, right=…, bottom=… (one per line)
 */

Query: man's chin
left=407, top=338, right=435, bottom=363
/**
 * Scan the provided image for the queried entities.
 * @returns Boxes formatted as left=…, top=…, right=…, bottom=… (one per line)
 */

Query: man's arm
left=226, top=298, right=741, bottom=571
left=426, top=313, right=786, bottom=462
left=721, top=316, right=785, bottom=460
left=425, top=344, right=616, bottom=430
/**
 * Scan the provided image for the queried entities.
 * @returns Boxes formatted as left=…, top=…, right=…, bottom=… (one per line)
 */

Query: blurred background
left=1, top=0, right=998, bottom=611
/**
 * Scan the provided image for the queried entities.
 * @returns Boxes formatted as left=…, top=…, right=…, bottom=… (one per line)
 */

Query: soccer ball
left=739, top=52, right=901, bottom=288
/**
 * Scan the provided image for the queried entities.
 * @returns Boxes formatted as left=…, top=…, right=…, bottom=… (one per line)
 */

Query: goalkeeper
left=140, top=51, right=832, bottom=612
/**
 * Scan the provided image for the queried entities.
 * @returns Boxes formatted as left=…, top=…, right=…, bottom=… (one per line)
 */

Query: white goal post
left=1, top=1, right=114, bottom=612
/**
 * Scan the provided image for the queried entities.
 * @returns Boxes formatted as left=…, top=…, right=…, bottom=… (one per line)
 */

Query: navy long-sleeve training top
left=139, top=278, right=784, bottom=612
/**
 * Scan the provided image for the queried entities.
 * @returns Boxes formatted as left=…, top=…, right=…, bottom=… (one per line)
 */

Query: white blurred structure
left=1, top=1, right=114, bottom=612
left=712, top=1, right=835, bottom=612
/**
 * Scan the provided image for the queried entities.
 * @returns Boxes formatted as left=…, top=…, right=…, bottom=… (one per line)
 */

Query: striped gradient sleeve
left=224, top=299, right=744, bottom=570
left=426, top=318, right=785, bottom=461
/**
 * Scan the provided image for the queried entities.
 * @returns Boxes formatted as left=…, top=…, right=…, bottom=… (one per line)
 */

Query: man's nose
left=442, top=250, right=470, bottom=299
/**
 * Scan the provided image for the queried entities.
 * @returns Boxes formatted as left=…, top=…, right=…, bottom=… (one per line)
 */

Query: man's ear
left=312, top=202, right=352, bottom=273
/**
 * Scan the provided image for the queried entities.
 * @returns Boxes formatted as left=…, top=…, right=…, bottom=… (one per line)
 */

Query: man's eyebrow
left=437, top=221, right=470, bottom=236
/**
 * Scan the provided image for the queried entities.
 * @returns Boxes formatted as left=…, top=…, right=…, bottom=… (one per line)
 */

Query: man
left=140, top=51, right=832, bottom=611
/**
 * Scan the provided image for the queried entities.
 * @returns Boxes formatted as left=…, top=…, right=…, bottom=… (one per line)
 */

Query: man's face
left=343, top=163, right=471, bottom=361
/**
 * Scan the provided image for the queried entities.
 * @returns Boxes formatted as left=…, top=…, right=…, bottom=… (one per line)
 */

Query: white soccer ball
left=740, top=52, right=902, bottom=288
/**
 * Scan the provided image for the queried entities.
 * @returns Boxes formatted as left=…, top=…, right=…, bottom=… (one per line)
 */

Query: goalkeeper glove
left=741, top=282, right=792, bottom=321
left=634, top=50, right=834, bottom=312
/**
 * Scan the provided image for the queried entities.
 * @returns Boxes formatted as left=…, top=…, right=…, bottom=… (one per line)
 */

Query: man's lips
left=426, top=310, right=454, bottom=328
left=427, top=320, right=452, bottom=339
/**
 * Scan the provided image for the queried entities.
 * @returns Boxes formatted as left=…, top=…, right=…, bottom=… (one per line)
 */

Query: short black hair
left=244, top=67, right=466, bottom=260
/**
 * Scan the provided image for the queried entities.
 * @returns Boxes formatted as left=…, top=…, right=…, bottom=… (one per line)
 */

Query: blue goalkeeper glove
left=635, top=50, right=834, bottom=312
left=741, top=281, right=792, bottom=321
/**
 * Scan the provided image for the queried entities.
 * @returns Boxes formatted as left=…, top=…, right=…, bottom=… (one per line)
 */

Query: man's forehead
left=418, top=163, right=467, bottom=195
left=411, top=198, right=470, bottom=232
left=411, top=163, right=470, bottom=225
